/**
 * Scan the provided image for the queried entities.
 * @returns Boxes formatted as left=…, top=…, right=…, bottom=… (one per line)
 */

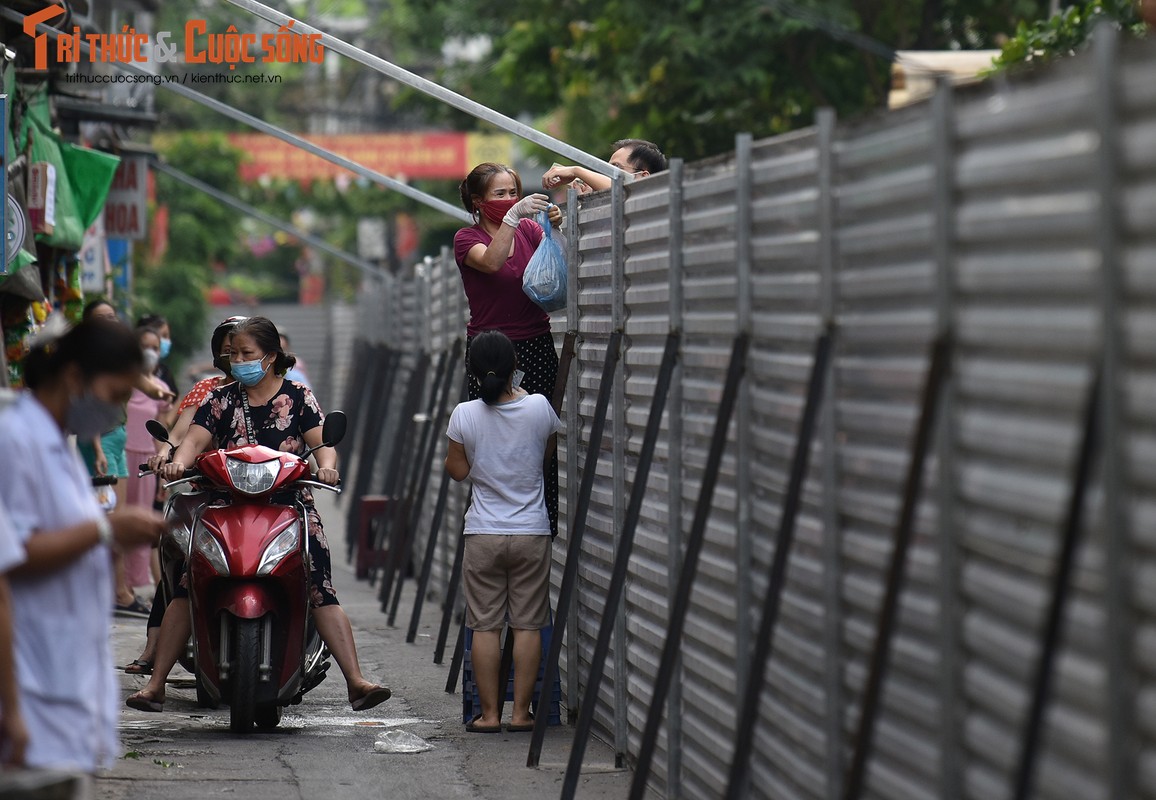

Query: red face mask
left=478, top=198, right=518, bottom=224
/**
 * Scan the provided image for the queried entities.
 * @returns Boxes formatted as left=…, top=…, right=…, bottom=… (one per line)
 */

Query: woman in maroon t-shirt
left=453, top=162, right=564, bottom=533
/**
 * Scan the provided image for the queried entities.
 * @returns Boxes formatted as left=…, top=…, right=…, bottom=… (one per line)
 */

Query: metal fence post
left=564, top=188, right=581, bottom=722
left=388, top=347, right=453, bottom=623
left=408, top=364, right=467, bottom=644
left=435, top=504, right=468, bottom=666
left=439, top=245, right=453, bottom=353
left=344, top=347, right=396, bottom=563
left=931, top=79, right=962, bottom=800
left=419, top=258, right=433, bottom=359
left=629, top=333, right=750, bottom=800
left=610, top=172, right=629, bottom=765
left=1011, top=370, right=1102, bottom=800
left=816, top=107, right=844, bottom=800
left=735, top=132, right=754, bottom=706
left=723, top=325, right=833, bottom=800
left=666, top=156, right=686, bottom=797
left=560, top=331, right=681, bottom=800
left=441, top=245, right=459, bottom=590
left=842, top=333, right=952, bottom=800
left=527, top=331, right=624, bottom=768
left=1093, top=23, right=1133, bottom=800
left=373, top=352, right=428, bottom=592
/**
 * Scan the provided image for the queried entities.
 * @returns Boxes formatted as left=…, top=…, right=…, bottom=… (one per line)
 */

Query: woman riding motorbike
left=126, top=316, right=390, bottom=713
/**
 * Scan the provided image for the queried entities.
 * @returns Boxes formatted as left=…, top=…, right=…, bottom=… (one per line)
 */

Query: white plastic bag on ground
left=373, top=729, right=434, bottom=754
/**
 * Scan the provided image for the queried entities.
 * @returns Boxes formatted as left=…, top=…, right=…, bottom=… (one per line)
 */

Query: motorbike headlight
left=194, top=524, right=230, bottom=575
left=257, top=522, right=300, bottom=576
left=169, top=523, right=192, bottom=555
left=225, top=457, right=281, bottom=495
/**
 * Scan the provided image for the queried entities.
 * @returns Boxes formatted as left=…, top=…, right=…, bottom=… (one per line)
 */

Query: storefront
left=1, top=0, right=155, bottom=387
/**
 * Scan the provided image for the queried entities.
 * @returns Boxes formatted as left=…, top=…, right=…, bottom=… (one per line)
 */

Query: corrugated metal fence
left=341, top=28, right=1156, bottom=800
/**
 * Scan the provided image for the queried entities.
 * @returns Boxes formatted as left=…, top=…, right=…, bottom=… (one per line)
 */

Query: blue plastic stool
left=462, top=611, right=562, bottom=725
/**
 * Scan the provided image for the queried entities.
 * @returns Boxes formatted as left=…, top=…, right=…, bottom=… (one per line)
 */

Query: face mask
left=159, top=338, right=172, bottom=359
left=67, top=391, right=124, bottom=439
left=479, top=198, right=518, bottom=225
left=214, top=355, right=232, bottom=376
left=231, top=356, right=269, bottom=387
left=143, top=349, right=160, bottom=372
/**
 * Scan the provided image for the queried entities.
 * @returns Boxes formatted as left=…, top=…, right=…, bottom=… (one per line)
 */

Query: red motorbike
left=145, top=412, right=346, bottom=733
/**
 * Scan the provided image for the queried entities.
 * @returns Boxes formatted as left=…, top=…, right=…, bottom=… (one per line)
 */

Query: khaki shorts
left=463, top=534, right=551, bottom=631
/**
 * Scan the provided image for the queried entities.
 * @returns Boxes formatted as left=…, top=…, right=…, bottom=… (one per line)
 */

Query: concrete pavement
left=100, top=492, right=635, bottom=800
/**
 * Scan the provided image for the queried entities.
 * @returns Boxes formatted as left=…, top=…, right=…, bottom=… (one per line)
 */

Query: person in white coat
left=0, top=318, right=165, bottom=786
left=0, top=496, right=28, bottom=766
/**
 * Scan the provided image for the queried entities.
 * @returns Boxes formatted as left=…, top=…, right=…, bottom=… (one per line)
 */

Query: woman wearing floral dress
left=127, top=316, right=390, bottom=713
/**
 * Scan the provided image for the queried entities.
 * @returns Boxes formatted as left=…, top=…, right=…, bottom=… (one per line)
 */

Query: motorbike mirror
left=321, top=411, right=347, bottom=448
left=146, top=419, right=171, bottom=444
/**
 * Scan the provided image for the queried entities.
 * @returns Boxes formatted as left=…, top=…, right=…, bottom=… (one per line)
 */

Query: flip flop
left=505, top=714, right=535, bottom=732
left=114, top=599, right=152, bottom=619
left=465, top=714, right=502, bottom=733
left=124, top=659, right=153, bottom=675
left=126, top=690, right=164, bottom=713
left=350, top=685, right=391, bottom=711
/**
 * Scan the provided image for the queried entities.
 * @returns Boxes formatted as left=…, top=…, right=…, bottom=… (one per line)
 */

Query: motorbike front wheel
left=255, top=704, right=282, bottom=730
left=229, top=617, right=260, bottom=733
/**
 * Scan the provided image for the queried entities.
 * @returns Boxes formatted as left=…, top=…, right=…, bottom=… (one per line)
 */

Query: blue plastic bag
left=522, top=210, right=567, bottom=312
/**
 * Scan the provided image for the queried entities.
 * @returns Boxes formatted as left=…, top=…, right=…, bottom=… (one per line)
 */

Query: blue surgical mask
left=159, top=338, right=172, bottom=359
left=231, top=357, right=269, bottom=387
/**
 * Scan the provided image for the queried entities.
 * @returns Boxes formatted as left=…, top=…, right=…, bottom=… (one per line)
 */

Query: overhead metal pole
left=222, top=0, right=631, bottom=183
left=0, top=8, right=473, bottom=224
left=152, top=161, right=385, bottom=279
left=157, top=83, right=471, bottom=223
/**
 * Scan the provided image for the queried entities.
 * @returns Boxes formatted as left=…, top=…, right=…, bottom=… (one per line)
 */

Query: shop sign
left=104, top=157, right=148, bottom=240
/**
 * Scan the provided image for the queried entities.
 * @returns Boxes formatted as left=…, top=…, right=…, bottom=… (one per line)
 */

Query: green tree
left=393, top=0, right=1054, bottom=161
left=135, top=134, right=245, bottom=361
left=989, top=0, right=1144, bottom=71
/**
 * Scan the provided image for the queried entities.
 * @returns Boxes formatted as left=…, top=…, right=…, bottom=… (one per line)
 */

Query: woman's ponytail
left=469, top=330, right=516, bottom=406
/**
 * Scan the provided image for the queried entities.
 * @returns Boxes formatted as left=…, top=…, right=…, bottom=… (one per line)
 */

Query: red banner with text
left=224, top=132, right=512, bottom=182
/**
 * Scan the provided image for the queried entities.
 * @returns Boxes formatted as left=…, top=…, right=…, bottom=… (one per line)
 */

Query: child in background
left=121, top=325, right=176, bottom=597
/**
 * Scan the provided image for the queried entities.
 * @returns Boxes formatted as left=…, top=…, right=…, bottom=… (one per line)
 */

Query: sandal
left=465, top=714, right=502, bottom=733
left=506, top=714, right=535, bottom=732
left=350, top=685, right=391, bottom=712
left=114, top=599, right=152, bottom=619
left=126, top=690, right=164, bottom=713
left=124, top=659, right=153, bottom=675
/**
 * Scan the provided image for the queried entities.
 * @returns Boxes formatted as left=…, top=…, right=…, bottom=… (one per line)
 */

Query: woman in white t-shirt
left=445, top=330, right=562, bottom=733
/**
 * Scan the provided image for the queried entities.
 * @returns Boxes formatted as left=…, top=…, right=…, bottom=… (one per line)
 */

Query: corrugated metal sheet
left=325, top=29, right=1156, bottom=800
left=952, top=56, right=1103, bottom=800
left=569, top=189, right=621, bottom=756
left=833, top=104, right=942, bottom=800
left=745, top=130, right=826, bottom=800
left=1121, top=37, right=1156, bottom=800
left=196, top=301, right=335, bottom=406
left=621, top=167, right=678, bottom=797
left=673, top=150, right=746, bottom=800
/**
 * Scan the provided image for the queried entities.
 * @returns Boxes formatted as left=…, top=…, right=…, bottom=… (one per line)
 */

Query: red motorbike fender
left=216, top=583, right=278, bottom=619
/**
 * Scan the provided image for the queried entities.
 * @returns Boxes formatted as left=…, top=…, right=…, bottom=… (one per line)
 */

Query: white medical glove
left=502, top=193, right=550, bottom=228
